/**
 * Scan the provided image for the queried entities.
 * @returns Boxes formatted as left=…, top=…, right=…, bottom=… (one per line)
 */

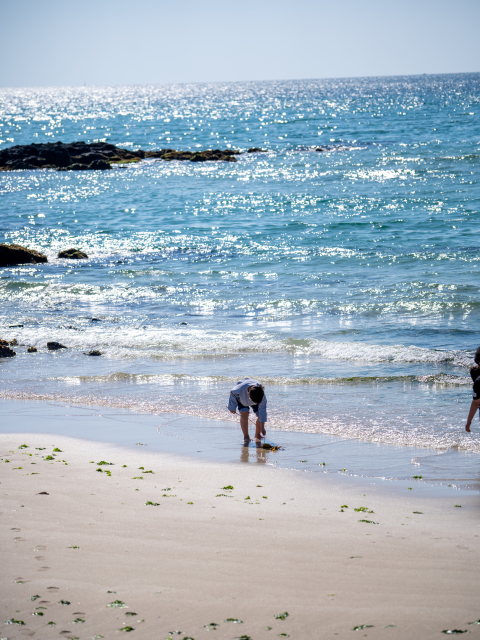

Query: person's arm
left=228, top=392, right=237, bottom=415
left=465, top=399, right=480, bottom=432
left=257, top=394, right=267, bottom=423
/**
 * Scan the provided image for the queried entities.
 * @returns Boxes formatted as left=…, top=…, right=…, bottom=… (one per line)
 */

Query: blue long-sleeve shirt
left=228, top=377, right=267, bottom=422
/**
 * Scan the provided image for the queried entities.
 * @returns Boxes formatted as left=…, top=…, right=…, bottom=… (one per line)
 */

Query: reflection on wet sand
left=240, top=441, right=267, bottom=464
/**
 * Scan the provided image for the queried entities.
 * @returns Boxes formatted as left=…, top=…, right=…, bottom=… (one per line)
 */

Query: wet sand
left=1, top=419, right=480, bottom=638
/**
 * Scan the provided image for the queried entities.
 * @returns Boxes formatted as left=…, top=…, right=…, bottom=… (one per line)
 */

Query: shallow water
left=1, top=74, right=480, bottom=459
left=2, top=399, right=479, bottom=493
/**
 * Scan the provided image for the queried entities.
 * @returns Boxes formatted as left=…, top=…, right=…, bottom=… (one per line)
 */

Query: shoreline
left=1, top=430, right=479, bottom=639
left=1, top=397, right=479, bottom=494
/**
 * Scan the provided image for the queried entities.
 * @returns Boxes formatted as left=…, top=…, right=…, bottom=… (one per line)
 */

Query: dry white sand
left=1, top=432, right=479, bottom=640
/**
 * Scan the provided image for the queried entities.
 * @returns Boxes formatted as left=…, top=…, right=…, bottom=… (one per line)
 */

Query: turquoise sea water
left=1, top=74, right=480, bottom=467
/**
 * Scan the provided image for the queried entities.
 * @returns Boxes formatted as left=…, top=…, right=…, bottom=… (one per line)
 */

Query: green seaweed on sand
left=256, top=484, right=262, bottom=487
left=266, top=627, right=272, bottom=630
left=136, top=443, right=146, bottom=446
left=384, top=625, right=396, bottom=628
left=358, top=519, right=378, bottom=524
left=119, top=627, right=134, bottom=632
left=104, top=470, right=112, bottom=476
left=245, top=496, right=251, bottom=500
left=97, top=461, right=114, bottom=465
left=222, top=485, right=234, bottom=490
left=30, top=595, right=41, bottom=601
left=32, top=611, right=44, bottom=616
left=455, top=505, right=462, bottom=508
left=468, top=620, right=480, bottom=625
left=108, top=600, right=127, bottom=608
left=107, top=591, right=116, bottom=593
left=279, top=634, right=290, bottom=637
left=5, top=619, right=25, bottom=625
left=59, top=600, right=71, bottom=605
left=45, top=455, right=54, bottom=460
left=46, top=621, right=56, bottom=625
left=234, top=636, right=252, bottom=640
left=138, top=466, right=144, bottom=470
left=53, top=448, right=62, bottom=452
left=341, top=505, right=348, bottom=508
left=125, top=612, right=137, bottom=616
left=72, top=617, right=85, bottom=623
left=413, top=475, right=423, bottom=479
left=163, top=493, right=176, bottom=497
left=204, top=622, right=219, bottom=629
left=122, top=465, right=127, bottom=467
left=225, top=618, right=243, bottom=623
left=353, top=625, right=374, bottom=630
left=18, top=444, right=29, bottom=449
left=145, top=501, right=160, bottom=506
left=143, top=470, right=154, bottom=474
left=68, top=545, right=80, bottom=549
left=216, top=494, right=232, bottom=497
left=442, top=631, right=469, bottom=634
left=413, top=511, right=424, bottom=514
left=354, top=507, right=369, bottom=512
left=132, top=477, right=143, bottom=480
left=93, top=636, right=104, bottom=638
left=274, top=612, right=289, bottom=620
left=162, top=488, right=172, bottom=491
left=187, top=502, right=193, bottom=504
left=36, top=447, right=46, bottom=450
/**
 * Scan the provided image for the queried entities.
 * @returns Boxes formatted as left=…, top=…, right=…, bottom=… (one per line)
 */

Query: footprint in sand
left=47, top=586, right=59, bottom=591
left=11, top=527, right=21, bottom=531
left=14, top=536, right=27, bottom=542
left=37, top=566, right=50, bottom=571
left=34, top=545, right=47, bottom=551
left=35, top=556, right=46, bottom=561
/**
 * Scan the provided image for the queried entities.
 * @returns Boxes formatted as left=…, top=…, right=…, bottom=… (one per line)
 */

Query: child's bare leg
left=240, top=411, right=250, bottom=442
left=255, top=418, right=266, bottom=440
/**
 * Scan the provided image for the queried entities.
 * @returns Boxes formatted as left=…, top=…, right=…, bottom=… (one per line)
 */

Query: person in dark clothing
left=465, top=347, right=480, bottom=432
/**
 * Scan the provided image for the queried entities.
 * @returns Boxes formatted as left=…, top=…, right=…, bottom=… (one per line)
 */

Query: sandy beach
left=1, top=425, right=479, bottom=640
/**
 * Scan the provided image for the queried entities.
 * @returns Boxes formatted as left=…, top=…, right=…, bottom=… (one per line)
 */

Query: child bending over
left=228, top=377, right=267, bottom=444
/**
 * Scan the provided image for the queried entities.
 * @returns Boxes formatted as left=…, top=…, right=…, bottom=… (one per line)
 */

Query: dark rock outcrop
left=247, top=148, right=266, bottom=153
left=0, top=141, right=249, bottom=171
left=27, top=347, right=37, bottom=353
left=0, top=346, right=16, bottom=357
left=0, top=244, right=48, bottom=266
left=47, top=341, right=67, bottom=350
left=85, top=350, right=102, bottom=356
left=0, top=339, right=17, bottom=347
left=58, top=248, right=88, bottom=260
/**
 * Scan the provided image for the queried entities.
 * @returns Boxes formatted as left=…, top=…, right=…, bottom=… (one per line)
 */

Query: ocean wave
left=47, top=371, right=472, bottom=387
left=0, top=325, right=475, bottom=367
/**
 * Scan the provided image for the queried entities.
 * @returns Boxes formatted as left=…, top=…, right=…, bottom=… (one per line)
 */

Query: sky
left=0, top=0, right=479, bottom=87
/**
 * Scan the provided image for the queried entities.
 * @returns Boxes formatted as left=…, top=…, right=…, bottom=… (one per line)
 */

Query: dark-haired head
left=475, top=346, right=480, bottom=365
left=249, top=384, right=264, bottom=404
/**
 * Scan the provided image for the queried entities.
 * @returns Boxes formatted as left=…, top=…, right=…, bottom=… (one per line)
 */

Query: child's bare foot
left=261, top=426, right=266, bottom=437
left=243, top=436, right=251, bottom=445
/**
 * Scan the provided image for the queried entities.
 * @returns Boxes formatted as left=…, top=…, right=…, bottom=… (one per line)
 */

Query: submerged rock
left=0, top=346, right=16, bottom=358
left=47, top=341, right=67, bottom=350
left=27, top=346, right=38, bottom=353
left=84, top=350, right=102, bottom=356
left=0, top=243, right=48, bottom=266
left=247, top=147, right=266, bottom=153
left=0, top=141, right=244, bottom=171
left=58, top=248, right=88, bottom=260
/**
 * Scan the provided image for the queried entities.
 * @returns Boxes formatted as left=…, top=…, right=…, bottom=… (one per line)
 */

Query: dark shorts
left=236, top=398, right=259, bottom=415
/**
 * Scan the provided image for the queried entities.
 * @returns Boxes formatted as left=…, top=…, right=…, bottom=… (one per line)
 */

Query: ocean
left=1, top=73, right=480, bottom=482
